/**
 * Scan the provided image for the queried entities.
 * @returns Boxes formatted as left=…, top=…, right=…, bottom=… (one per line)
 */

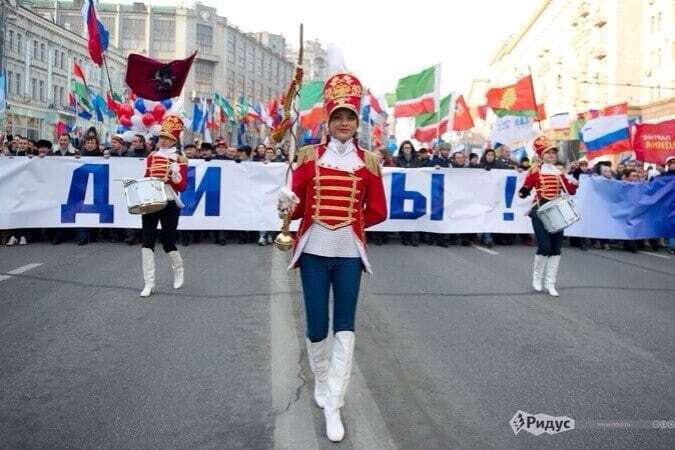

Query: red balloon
left=152, top=103, right=166, bottom=121
left=142, top=112, right=156, bottom=127
left=119, top=103, right=133, bottom=117
left=119, top=115, right=132, bottom=127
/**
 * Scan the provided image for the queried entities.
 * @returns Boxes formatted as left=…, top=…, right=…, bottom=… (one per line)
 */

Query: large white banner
left=0, top=157, right=534, bottom=232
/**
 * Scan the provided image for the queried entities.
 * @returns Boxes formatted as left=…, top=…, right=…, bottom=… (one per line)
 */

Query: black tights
left=142, top=201, right=179, bottom=253
left=531, top=207, right=563, bottom=256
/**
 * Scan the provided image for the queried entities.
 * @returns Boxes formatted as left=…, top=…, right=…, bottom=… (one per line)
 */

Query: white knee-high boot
left=544, top=255, right=561, bottom=297
left=168, top=250, right=184, bottom=289
left=305, top=338, right=330, bottom=408
left=324, top=331, right=355, bottom=442
left=140, top=248, right=155, bottom=297
left=532, top=255, right=547, bottom=292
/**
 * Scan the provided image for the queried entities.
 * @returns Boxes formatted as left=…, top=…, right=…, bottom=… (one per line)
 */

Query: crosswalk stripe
left=0, top=263, right=43, bottom=282
left=638, top=251, right=671, bottom=260
left=471, top=244, right=499, bottom=255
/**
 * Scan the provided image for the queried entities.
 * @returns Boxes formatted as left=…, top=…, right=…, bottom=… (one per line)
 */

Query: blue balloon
left=134, top=98, right=146, bottom=113
left=117, top=125, right=130, bottom=133
left=161, top=99, right=172, bottom=110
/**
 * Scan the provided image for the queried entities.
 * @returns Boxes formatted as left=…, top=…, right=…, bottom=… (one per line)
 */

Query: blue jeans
left=298, top=253, right=363, bottom=343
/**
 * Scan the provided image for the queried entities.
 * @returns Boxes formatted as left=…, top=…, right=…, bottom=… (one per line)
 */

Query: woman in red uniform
left=140, top=115, right=188, bottom=297
left=519, top=136, right=577, bottom=297
left=277, top=73, right=387, bottom=442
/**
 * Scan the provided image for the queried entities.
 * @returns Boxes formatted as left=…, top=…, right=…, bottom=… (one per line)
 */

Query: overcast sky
left=129, top=0, right=541, bottom=97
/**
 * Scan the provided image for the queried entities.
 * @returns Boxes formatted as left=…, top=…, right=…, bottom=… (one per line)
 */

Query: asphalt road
left=1, top=238, right=673, bottom=449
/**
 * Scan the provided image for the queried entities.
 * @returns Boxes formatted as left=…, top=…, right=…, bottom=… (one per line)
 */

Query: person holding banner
left=139, top=115, right=188, bottom=298
left=519, top=136, right=577, bottom=297
left=277, top=73, right=387, bottom=443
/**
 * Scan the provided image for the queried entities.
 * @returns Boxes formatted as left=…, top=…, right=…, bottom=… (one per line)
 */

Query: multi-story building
left=287, top=38, right=328, bottom=82
left=470, top=0, right=674, bottom=127
left=1, top=1, right=126, bottom=140
left=30, top=0, right=295, bottom=132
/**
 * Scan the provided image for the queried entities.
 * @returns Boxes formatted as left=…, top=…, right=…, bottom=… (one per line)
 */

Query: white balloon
left=131, top=113, right=144, bottom=130
left=144, top=98, right=158, bottom=112
left=167, top=97, right=183, bottom=115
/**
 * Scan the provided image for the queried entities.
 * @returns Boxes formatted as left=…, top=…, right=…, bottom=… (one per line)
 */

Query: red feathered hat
left=159, top=115, right=184, bottom=142
left=532, top=135, right=557, bottom=157
left=323, top=73, right=363, bottom=121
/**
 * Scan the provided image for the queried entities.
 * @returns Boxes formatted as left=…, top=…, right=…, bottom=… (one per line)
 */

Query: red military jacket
left=289, top=144, right=388, bottom=266
left=143, top=149, right=188, bottom=193
left=520, top=163, right=577, bottom=205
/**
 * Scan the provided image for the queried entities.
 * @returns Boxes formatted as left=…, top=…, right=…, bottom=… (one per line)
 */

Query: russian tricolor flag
left=81, top=0, right=109, bottom=66
left=580, top=106, right=631, bottom=159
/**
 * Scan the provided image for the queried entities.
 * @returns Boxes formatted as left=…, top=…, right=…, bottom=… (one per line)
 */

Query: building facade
left=30, top=0, right=295, bottom=125
left=287, top=38, right=328, bottom=82
left=471, top=0, right=674, bottom=126
left=1, top=1, right=126, bottom=140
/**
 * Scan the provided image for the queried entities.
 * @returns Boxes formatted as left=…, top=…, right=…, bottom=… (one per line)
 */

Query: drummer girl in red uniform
left=139, top=115, right=188, bottom=297
left=518, top=136, right=577, bottom=297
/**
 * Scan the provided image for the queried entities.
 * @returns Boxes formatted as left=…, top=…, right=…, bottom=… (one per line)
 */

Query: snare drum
left=123, top=177, right=168, bottom=214
left=536, top=196, right=580, bottom=233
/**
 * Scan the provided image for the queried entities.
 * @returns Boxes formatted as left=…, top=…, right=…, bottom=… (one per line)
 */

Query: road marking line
left=471, top=244, right=499, bottom=255
left=0, top=263, right=43, bottom=282
left=638, top=251, right=671, bottom=260
left=270, top=250, right=320, bottom=450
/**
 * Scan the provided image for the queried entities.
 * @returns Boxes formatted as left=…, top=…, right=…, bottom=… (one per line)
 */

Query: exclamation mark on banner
left=503, top=176, right=517, bottom=221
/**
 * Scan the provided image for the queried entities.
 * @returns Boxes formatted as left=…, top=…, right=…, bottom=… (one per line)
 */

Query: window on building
left=153, top=19, right=176, bottom=52
left=237, top=75, right=245, bottom=97
left=61, top=52, right=65, bottom=69
left=8, top=30, right=14, bottom=52
left=31, top=78, right=37, bottom=99
left=16, top=73, right=22, bottom=94
left=40, top=43, right=45, bottom=61
left=53, top=85, right=58, bottom=104
left=39, top=80, right=45, bottom=102
left=54, top=49, right=59, bottom=66
left=196, top=24, right=213, bottom=51
left=256, top=51, right=263, bottom=77
left=121, top=18, right=146, bottom=50
left=195, top=60, right=214, bottom=85
left=247, top=45, right=254, bottom=73
left=7, top=71, right=13, bottom=95
left=60, top=86, right=65, bottom=108
left=33, top=40, right=39, bottom=59
left=17, top=34, right=22, bottom=54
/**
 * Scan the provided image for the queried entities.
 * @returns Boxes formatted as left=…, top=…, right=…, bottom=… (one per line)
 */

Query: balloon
left=134, top=98, right=146, bottom=114
left=143, top=99, right=157, bottom=113
left=131, top=113, right=144, bottom=129
left=152, top=103, right=166, bottom=121
left=116, top=125, right=130, bottom=133
left=119, top=103, right=133, bottom=117
left=161, top=99, right=173, bottom=110
left=142, top=112, right=156, bottom=127
left=119, top=115, right=132, bottom=128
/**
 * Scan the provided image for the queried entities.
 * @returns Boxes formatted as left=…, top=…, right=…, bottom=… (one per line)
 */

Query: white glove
left=277, top=186, right=299, bottom=212
left=170, top=162, right=180, bottom=174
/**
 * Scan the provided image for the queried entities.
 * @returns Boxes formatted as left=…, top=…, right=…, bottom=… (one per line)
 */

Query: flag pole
left=102, top=54, right=114, bottom=98
left=527, top=65, right=542, bottom=132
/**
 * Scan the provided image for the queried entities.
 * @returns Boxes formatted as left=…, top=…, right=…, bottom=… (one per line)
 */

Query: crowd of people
left=1, top=130, right=674, bottom=255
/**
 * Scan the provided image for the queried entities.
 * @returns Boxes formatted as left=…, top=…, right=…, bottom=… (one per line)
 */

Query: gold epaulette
left=296, top=145, right=317, bottom=166
left=362, top=149, right=381, bottom=176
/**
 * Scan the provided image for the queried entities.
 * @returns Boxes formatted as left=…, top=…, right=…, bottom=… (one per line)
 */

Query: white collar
left=541, top=163, right=561, bottom=174
left=156, top=147, right=177, bottom=156
left=327, top=139, right=355, bottom=158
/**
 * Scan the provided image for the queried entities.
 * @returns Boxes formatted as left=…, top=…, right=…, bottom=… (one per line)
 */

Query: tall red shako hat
left=159, top=115, right=184, bottom=142
left=532, top=135, right=557, bottom=157
left=323, top=73, right=363, bottom=121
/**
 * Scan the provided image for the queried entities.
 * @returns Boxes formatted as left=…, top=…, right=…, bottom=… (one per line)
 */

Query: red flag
left=633, top=119, right=675, bottom=164
left=486, top=75, right=537, bottom=116
left=125, top=51, right=197, bottom=101
left=536, top=103, right=546, bottom=121
left=602, top=102, right=628, bottom=116
left=452, top=95, right=474, bottom=131
left=477, top=105, right=487, bottom=120
left=72, top=62, right=86, bottom=81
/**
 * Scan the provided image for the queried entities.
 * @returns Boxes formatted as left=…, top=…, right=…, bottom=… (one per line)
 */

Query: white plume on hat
left=326, top=43, right=348, bottom=77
